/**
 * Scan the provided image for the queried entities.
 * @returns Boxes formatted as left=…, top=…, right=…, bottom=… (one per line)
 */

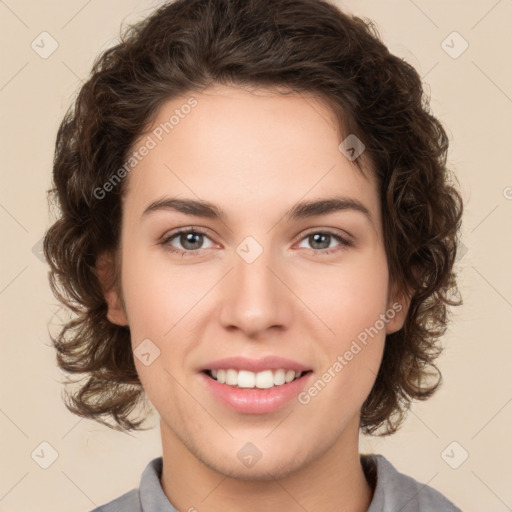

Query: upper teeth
left=211, top=369, right=302, bottom=389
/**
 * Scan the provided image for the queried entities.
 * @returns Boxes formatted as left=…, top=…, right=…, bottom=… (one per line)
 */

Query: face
left=104, top=84, right=408, bottom=480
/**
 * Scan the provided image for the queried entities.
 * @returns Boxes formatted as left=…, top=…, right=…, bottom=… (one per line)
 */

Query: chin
left=210, top=457, right=307, bottom=481
left=198, top=443, right=311, bottom=481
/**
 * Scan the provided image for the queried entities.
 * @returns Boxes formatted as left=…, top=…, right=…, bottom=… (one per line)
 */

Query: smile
left=206, top=368, right=308, bottom=389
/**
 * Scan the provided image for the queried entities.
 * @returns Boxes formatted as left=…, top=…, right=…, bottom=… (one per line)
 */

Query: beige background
left=1, top=0, right=511, bottom=510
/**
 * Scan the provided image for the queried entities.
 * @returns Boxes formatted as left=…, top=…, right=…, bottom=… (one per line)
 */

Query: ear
left=385, top=281, right=412, bottom=335
left=96, top=252, right=128, bottom=326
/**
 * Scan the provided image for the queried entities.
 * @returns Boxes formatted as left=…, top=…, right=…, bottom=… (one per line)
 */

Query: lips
left=199, top=355, right=311, bottom=373
left=199, top=356, right=313, bottom=414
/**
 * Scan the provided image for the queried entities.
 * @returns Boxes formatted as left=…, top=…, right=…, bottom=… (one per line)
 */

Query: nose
left=218, top=243, right=293, bottom=339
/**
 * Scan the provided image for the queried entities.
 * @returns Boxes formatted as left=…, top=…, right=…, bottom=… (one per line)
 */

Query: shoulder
left=87, top=457, right=175, bottom=512
left=363, top=454, right=462, bottom=512
left=88, top=488, right=141, bottom=512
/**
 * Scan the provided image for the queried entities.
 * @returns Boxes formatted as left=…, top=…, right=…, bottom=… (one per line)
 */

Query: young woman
left=44, top=0, right=463, bottom=510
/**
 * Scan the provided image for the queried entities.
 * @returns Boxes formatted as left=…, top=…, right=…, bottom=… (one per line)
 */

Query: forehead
left=123, top=84, right=380, bottom=228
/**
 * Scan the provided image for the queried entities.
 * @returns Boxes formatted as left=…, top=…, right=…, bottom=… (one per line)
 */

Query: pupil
left=183, top=232, right=202, bottom=250
left=311, top=233, right=329, bottom=249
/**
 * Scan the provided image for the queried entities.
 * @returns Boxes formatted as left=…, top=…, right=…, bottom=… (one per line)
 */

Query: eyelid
left=160, top=227, right=217, bottom=248
left=295, top=227, right=353, bottom=244
left=293, top=229, right=353, bottom=256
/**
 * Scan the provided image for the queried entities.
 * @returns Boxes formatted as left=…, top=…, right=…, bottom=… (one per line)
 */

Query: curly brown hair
left=43, top=0, right=463, bottom=434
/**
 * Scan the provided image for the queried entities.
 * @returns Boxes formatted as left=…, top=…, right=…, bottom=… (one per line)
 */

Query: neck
left=160, top=419, right=373, bottom=512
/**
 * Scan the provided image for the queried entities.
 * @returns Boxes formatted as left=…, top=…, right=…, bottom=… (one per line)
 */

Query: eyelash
left=160, top=228, right=353, bottom=257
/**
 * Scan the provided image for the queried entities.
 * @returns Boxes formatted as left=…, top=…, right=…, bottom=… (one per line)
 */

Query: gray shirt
left=89, top=455, right=461, bottom=511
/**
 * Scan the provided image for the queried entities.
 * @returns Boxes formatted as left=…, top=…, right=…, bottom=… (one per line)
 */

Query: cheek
left=297, top=250, right=389, bottom=407
left=120, top=244, right=190, bottom=338
left=298, top=331, right=385, bottom=422
left=120, top=246, right=208, bottom=397
left=301, top=248, right=390, bottom=338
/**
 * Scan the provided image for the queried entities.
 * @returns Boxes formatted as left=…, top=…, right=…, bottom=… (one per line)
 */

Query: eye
left=161, top=228, right=216, bottom=256
left=160, top=228, right=352, bottom=258
left=296, top=230, right=352, bottom=255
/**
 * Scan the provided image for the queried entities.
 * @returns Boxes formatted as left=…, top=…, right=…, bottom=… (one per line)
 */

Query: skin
left=101, top=84, right=410, bottom=512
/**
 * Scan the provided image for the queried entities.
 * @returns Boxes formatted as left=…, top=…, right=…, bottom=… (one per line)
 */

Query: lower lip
left=200, top=372, right=312, bottom=414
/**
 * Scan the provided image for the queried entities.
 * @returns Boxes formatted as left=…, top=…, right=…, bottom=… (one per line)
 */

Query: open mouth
left=204, top=368, right=312, bottom=389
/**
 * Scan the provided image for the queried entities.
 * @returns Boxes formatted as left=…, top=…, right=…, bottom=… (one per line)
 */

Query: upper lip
left=200, top=356, right=311, bottom=373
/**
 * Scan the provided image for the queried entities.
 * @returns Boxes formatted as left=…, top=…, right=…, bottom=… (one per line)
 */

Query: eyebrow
left=142, top=196, right=373, bottom=225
